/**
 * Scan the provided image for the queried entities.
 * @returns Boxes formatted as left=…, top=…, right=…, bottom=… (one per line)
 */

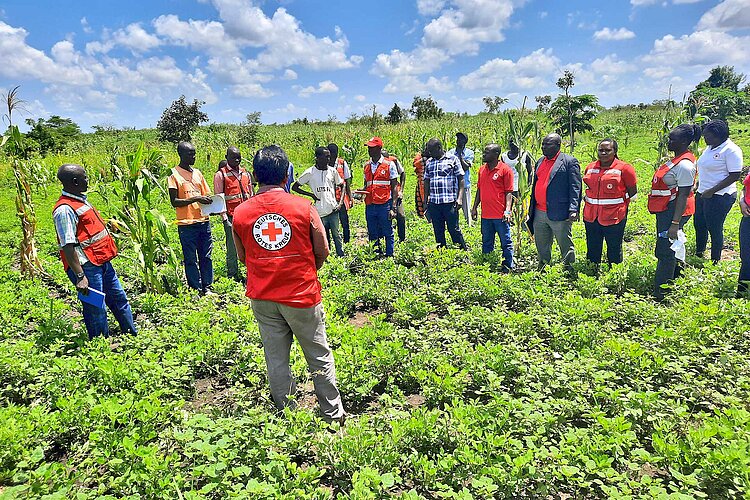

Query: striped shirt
left=53, top=191, right=90, bottom=265
left=424, top=153, right=464, bottom=204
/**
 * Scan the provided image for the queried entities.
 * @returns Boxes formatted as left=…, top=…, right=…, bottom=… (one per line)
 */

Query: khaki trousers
left=251, top=299, right=344, bottom=420
left=533, top=209, right=575, bottom=270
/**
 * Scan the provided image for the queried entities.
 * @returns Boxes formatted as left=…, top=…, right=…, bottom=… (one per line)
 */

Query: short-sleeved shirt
left=502, top=152, right=530, bottom=191
left=534, top=153, right=559, bottom=211
left=477, top=162, right=515, bottom=218
left=297, top=166, right=344, bottom=217
left=168, top=166, right=211, bottom=225
left=696, top=139, right=743, bottom=195
left=284, top=163, right=295, bottom=193
left=448, top=147, right=474, bottom=185
left=424, top=153, right=465, bottom=204
left=52, top=190, right=90, bottom=265
left=370, top=157, right=399, bottom=179
left=662, top=159, right=696, bottom=190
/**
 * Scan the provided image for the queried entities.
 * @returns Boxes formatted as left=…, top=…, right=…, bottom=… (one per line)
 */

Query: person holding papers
left=53, top=164, right=137, bottom=340
left=168, top=141, right=215, bottom=294
left=214, top=146, right=253, bottom=282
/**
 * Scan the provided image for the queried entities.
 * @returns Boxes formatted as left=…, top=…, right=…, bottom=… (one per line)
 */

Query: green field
left=1, top=109, right=749, bottom=498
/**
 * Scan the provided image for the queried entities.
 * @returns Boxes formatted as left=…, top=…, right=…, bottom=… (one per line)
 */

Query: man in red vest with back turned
left=232, top=145, right=345, bottom=423
left=53, top=164, right=136, bottom=340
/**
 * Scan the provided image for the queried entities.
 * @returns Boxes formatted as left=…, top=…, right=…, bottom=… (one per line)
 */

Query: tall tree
left=410, top=95, right=444, bottom=120
left=556, top=70, right=576, bottom=152
left=549, top=94, right=600, bottom=151
left=385, top=103, right=405, bottom=124
left=535, top=95, right=551, bottom=112
left=697, top=65, right=746, bottom=92
left=156, top=95, right=208, bottom=143
left=482, top=96, right=508, bottom=114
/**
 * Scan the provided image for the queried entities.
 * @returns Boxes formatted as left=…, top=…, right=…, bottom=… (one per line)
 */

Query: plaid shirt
left=53, top=190, right=90, bottom=264
left=424, top=153, right=464, bottom=204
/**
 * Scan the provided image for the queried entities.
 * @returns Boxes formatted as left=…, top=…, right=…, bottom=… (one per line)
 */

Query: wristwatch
left=76, top=271, right=86, bottom=281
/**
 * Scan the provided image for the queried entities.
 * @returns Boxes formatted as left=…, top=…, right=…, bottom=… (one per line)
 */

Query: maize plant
left=506, top=100, right=542, bottom=251
left=2, top=126, right=45, bottom=278
left=99, top=143, right=179, bottom=294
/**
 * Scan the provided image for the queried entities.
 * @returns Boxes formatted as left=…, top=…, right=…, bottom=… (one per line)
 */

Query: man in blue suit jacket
left=528, top=134, right=582, bottom=271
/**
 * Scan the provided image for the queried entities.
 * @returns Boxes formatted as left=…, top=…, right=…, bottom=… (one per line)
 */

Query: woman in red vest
left=231, top=145, right=345, bottom=423
left=582, top=139, right=637, bottom=270
left=648, top=124, right=701, bottom=301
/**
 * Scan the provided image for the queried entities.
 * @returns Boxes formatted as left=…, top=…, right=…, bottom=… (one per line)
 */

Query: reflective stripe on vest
left=650, top=189, right=674, bottom=197
left=225, top=193, right=244, bottom=201
left=366, top=180, right=392, bottom=186
left=79, top=229, right=110, bottom=249
left=584, top=196, right=626, bottom=206
left=75, top=205, right=91, bottom=216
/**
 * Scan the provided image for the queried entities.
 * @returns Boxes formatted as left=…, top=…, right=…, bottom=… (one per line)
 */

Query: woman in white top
left=694, top=120, right=743, bottom=263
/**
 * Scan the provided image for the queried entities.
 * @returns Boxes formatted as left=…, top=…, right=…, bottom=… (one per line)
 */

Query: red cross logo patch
left=253, top=213, right=292, bottom=251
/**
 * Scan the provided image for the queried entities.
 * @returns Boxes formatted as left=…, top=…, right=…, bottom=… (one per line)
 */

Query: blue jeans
left=67, top=261, right=136, bottom=339
left=321, top=211, right=344, bottom=257
left=481, top=218, right=514, bottom=270
left=427, top=202, right=467, bottom=249
left=694, top=192, right=736, bottom=262
left=584, top=219, right=626, bottom=264
left=365, top=201, right=394, bottom=256
left=654, top=202, right=690, bottom=300
left=338, top=207, right=351, bottom=244
left=739, top=216, right=750, bottom=295
left=178, top=221, right=213, bottom=291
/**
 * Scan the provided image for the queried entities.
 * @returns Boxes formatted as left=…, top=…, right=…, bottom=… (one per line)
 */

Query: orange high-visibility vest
left=582, top=159, right=633, bottom=225
left=363, top=160, right=393, bottom=205
left=219, top=166, right=252, bottom=216
left=648, top=152, right=696, bottom=215
left=53, top=195, right=118, bottom=270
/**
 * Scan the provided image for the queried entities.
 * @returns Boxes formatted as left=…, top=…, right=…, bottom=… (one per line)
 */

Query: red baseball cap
left=365, top=136, right=383, bottom=147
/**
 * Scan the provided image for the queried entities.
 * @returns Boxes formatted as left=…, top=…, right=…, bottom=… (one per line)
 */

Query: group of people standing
left=50, top=119, right=749, bottom=424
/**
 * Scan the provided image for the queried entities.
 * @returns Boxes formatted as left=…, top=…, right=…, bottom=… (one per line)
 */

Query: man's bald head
left=425, top=138, right=444, bottom=159
left=57, top=164, right=89, bottom=194
left=177, top=141, right=196, bottom=167
left=541, top=133, right=562, bottom=159
left=482, top=144, right=501, bottom=165
left=225, top=146, right=241, bottom=170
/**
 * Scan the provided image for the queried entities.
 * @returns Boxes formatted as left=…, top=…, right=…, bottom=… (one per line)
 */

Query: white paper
left=200, top=194, right=226, bottom=216
left=670, top=230, right=687, bottom=262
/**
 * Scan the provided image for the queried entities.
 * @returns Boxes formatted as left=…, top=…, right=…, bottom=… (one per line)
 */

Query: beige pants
left=251, top=299, right=344, bottom=420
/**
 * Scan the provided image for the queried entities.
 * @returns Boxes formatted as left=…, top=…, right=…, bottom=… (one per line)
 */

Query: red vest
left=333, top=158, right=352, bottom=209
left=582, top=159, right=631, bottom=226
left=232, top=189, right=321, bottom=308
left=363, top=160, right=393, bottom=205
left=53, top=195, right=118, bottom=270
left=219, top=166, right=252, bottom=216
left=648, top=152, right=696, bottom=215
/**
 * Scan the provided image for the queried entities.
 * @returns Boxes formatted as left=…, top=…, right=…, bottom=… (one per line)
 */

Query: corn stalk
left=2, top=126, right=45, bottom=278
left=506, top=98, right=542, bottom=251
left=99, top=143, right=179, bottom=293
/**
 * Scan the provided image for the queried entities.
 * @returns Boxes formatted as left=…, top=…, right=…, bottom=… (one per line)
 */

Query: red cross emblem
left=253, top=213, right=292, bottom=250
left=262, top=222, right=283, bottom=242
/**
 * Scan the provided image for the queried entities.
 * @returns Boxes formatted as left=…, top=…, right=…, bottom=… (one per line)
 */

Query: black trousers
left=584, top=219, right=626, bottom=264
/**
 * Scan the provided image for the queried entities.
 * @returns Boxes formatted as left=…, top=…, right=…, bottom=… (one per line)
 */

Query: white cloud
left=45, top=84, right=117, bottom=111
left=383, top=75, right=453, bottom=94
left=297, top=80, right=339, bottom=97
left=153, top=14, right=238, bottom=57
left=697, top=0, right=750, bottom=31
left=417, top=0, right=448, bottom=15
left=80, top=17, right=93, bottom=34
left=643, top=30, right=750, bottom=69
left=209, top=0, right=362, bottom=71
left=458, top=48, right=560, bottom=91
left=354, top=94, right=366, bottom=102
left=282, top=69, right=298, bottom=80
left=421, top=0, right=524, bottom=56
left=231, top=82, right=274, bottom=98
left=0, top=22, right=94, bottom=86
left=593, top=27, right=636, bottom=41
left=269, top=102, right=307, bottom=115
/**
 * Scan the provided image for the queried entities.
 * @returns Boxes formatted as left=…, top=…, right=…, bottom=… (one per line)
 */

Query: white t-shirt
left=696, top=139, right=743, bottom=195
left=297, top=166, right=344, bottom=217
left=502, top=152, right=527, bottom=191
left=662, top=159, right=696, bottom=189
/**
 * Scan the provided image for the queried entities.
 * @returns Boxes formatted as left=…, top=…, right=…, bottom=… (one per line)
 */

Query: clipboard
left=201, top=194, right=226, bottom=216
left=78, top=287, right=106, bottom=309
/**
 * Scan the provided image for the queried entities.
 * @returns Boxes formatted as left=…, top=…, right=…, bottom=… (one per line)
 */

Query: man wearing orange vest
left=362, top=137, right=399, bottom=256
left=327, top=143, right=353, bottom=244
left=53, top=164, right=136, bottom=340
left=232, top=145, right=345, bottom=423
left=214, top=146, right=253, bottom=282
left=168, top=141, right=215, bottom=294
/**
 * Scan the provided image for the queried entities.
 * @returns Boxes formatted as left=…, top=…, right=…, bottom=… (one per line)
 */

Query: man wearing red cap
left=361, top=137, right=399, bottom=256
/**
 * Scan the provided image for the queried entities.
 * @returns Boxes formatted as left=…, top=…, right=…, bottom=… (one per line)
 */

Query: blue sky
left=1, top=0, right=748, bottom=131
